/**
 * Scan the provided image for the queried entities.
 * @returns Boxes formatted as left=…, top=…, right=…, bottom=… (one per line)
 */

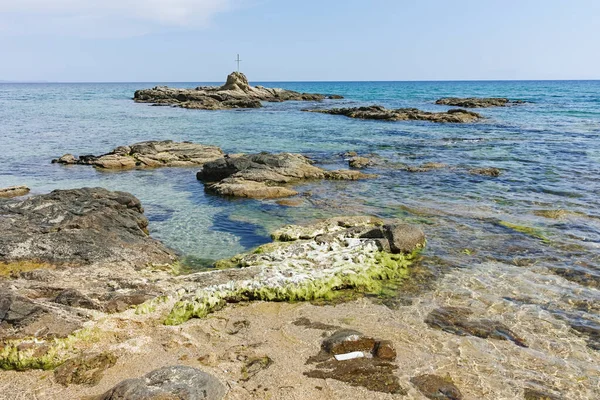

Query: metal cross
left=235, top=54, right=242, bottom=72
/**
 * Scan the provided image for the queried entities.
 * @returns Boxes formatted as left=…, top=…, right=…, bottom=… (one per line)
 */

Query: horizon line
left=2, top=78, right=600, bottom=84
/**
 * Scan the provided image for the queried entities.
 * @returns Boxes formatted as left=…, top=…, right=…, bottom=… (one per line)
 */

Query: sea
left=1, top=80, right=599, bottom=353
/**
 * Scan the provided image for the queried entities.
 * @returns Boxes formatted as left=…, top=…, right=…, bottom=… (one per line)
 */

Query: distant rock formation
left=435, top=97, right=526, bottom=108
left=197, top=152, right=375, bottom=199
left=134, top=72, right=343, bottom=110
left=305, top=105, right=482, bottom=123
left=53, top=140, right=224, bottom=169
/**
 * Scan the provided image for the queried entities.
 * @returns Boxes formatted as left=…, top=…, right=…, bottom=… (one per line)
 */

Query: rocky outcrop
left=436, top=97, right=526, bottom=108
left=166, top=216, right=424, bottom=325
left=94, top=365, right=226, bottom=400
left=0, top=188, right=176, bottom=267
left=134, top=72, right=342, bottom=110
left=53, top=140, right=223, bottom=170
left=197, top=153, right=375, bottom=199
left=0, top=186, right=30, bottom=199
left=305, top=105, right=482, bottom=123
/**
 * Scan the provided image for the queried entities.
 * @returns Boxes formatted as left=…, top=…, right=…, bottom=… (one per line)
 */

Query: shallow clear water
left=1, top=80, right=599, bottom=264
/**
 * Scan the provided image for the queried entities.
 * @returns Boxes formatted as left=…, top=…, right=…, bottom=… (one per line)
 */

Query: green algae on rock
left=165, top=217, right=424, bottom=325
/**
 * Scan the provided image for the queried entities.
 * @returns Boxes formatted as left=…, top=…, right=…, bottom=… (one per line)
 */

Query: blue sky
left=0, top=0, right=598, bottom=82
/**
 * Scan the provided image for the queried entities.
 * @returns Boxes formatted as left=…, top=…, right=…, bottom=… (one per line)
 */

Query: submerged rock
left=53, top=140, right=224, bottom=170
left=425, top=307, right=527, bottom=347
left=134, top=72, right=342, bottom=110
left=305, top=105, right=482, bottom=123
left=322, top=329, right=377, bottom=355
left=523, top=388, right=564, bottom=400
left=348, top=156, right=372, bottom=169
left=0, top=186, right=30, bottom=199
left=93, top=365, right=226, bottom=400
left=411, top=374, right=463, bottom=400
left=436, top=97, right=525, bottom=108
left=197, top=153, right=375, bottom=199
left=0, top=188, right=176, bottom=267
left=468, top=167, right=502, bottom=177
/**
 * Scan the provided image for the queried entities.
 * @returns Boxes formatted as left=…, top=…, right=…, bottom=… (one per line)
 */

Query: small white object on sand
left=334, top=351, right=365, bottom=361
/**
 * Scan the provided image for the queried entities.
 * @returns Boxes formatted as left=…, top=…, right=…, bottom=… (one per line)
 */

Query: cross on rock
left=235, top=54, right=242, bottom=72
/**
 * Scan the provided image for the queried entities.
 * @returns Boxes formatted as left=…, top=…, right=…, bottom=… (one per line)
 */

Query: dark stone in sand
left=93, top=365, right=226, bottom=400
left=293, top=317, right=340, bottom=331
left=134, top=72, right=342, bottom=110
left=305, top=329, right=403, bottom=394
left=436, top=97, right=526, bottom=108
left=425, top=307, right=527, bottom=347
left=411, top=374, right=463, bottom=400
left=53, top=140, right=223, bottom=170
left=54, top=352, right=118, bottom=386
left=0, top=188, right=176, bottom=268
left=305, top=105, right=482, bottom=123
left=0, top=186, right=30, bottom=199
left=569, top=319, right=600, bottom=351
left=305, top=357, right=405, bottom=394
left=240, top=355, right=273, bottom=381
left=197, top=153, right=375, bottom=199
left=322, top=329, right=377, bottom=355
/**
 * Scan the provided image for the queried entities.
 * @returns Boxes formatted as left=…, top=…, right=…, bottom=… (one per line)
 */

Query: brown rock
left=322, top=329, right=376, bottom=355
left=306, top=105, right=482, bottom=123
left=0, top=186, right=30, bottom=199
left=53, top=140, right=224, bottom=170
left=383, top=224, right=426, bottom=254
left=373, top=340, right=396, bottom=361
left=54, top=352, right=118, bottom=386
left=133, top=72, right=341, bottom=110
left=411, top=374, right=463, bottom=400
left=436, top=97, right=524, bottom=108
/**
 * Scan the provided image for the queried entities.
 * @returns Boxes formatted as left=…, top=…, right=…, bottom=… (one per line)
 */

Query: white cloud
left=0, top=0, right=242, bottom=37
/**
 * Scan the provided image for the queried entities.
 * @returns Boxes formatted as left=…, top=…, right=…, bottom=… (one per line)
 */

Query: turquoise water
left=1, top=80, right=599, bottom=273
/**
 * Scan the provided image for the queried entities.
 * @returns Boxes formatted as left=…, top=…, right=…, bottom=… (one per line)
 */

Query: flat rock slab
left=0, top=186, right=30, bottom=199
left=305, top=105, right=482, bottom=123
left=436, top=97, right=526, bottom=108
left=0, top=187, right=176, bottom=267
left=197, top=152, right=375, bottom=199
left=93, top=365, right=226, bottom=400
left=53, top=140, right=223, bottom=170
left=134, top=71, right=342, bottom=110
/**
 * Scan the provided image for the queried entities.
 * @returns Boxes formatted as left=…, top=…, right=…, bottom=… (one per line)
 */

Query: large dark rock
left=93, top=365, right=226, bottom=400
left=197, top=153, right=375, bottom=199
left=436, top=97, right=526, bottom=108
left=305, top=105, right=482, bottom=123
left=382, top=224, right=426, bottom=254
left=134, top=72, right=342, bottom=110
left=0, top=188, right=176, bottom=267
left=53, top=140, right=223, bottom=170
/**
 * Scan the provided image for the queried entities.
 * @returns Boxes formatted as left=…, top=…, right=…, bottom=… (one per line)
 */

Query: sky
left=0, top=0, right=598, bottom=82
